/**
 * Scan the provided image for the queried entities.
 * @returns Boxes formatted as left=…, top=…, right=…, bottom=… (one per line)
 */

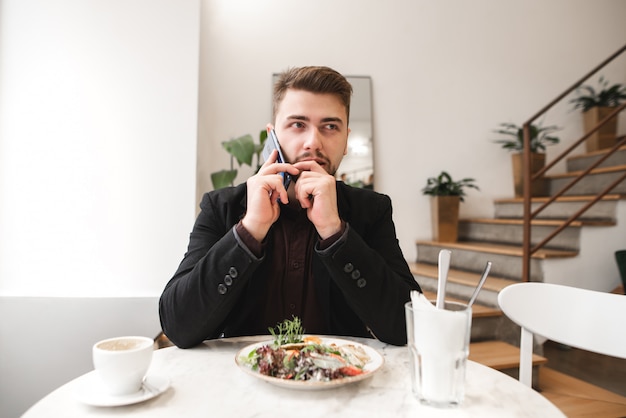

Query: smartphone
left=262, top=129, right=292, bottom=189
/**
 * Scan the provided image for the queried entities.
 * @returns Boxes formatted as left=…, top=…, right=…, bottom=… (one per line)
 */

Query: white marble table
left=23, top=336, right=565, bottom=417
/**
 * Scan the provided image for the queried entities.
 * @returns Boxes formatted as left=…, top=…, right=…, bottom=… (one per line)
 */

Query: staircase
left=410, top=43, right=626, bottom=416
left=412, top=143, right=626, bottom=312
left=411, top=144, right=626, bottom=416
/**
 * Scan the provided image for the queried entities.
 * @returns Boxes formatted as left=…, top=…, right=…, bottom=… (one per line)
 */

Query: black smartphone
left=262, top=129, right=292, bottom=189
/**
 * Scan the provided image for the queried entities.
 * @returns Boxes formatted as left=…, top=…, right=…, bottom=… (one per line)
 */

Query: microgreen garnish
left=269, top=316, right=304, bottom=347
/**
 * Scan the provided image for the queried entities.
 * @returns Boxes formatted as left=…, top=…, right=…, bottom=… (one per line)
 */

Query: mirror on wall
left=272, top=74, right=374, bottom=189
left=338, top=76, right=374, bottom=189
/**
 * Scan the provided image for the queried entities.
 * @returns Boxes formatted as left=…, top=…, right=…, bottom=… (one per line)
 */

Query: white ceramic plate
left=74, top=371, right=170, bottom=407
left=235, top=336, right=384, bottom=390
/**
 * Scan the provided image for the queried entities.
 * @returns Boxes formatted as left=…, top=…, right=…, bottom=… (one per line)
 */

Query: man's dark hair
left=272, top=66, right=353, bottom=123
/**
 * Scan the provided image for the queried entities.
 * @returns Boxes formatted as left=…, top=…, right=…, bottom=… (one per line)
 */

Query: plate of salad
left=235, top=317, right=384, bottom=390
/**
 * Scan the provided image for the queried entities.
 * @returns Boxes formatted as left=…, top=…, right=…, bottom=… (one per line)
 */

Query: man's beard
left=294, top=151, right=337, bottom=176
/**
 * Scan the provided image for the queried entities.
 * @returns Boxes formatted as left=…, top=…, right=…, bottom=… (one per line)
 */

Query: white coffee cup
left=92, top=336, right=154, bottom=396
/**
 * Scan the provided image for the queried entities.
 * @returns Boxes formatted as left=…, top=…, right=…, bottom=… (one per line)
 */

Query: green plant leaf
left=570, top=76, right=626, bottom=111
left=252, top=130, right=269, bottom=172
left=421, top=170, right=479, bottom=202
left=222, top=134, right=255, bottom=166
left=492, top=122, right=561, bottom=153
left=259, top=129, right=268, bottom=145
left=211, top=169, right=238, bottom=189
left=210, top=130, right=268, bottom=187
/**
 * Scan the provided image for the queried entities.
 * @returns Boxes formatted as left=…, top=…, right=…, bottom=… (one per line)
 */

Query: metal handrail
left=521, top=43, right=626, bottom=282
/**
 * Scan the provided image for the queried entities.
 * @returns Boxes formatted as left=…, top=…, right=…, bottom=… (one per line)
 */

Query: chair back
left=497, top=282, right=626, bottom=387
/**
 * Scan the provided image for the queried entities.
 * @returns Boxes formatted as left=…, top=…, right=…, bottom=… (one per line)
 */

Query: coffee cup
left=92, top=336, right=154, bottom=396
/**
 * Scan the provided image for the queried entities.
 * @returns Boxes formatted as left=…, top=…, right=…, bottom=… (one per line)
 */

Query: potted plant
left=211, top=130, right=267, bottom=189
left=422, top=171, right=479, bottom=242
left=570, top=76, right=626, bottom=152
left=493, top=122, right=560, bottom=198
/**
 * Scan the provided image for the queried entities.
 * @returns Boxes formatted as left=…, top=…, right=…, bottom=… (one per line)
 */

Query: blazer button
left=218, top=284, right=228, bottom=294
left=356, top=278, right=367, bottom=288
left=351, top=270, right=361, bottom=280
left=224, top=275, right=233, bottom=286
left=228, top=267, right=238, bottom=278
left=343, top=263, right=354, bottom=273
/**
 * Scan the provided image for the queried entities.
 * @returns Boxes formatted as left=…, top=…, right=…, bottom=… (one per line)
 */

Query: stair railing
left=521, top=43, right=626, bottom=282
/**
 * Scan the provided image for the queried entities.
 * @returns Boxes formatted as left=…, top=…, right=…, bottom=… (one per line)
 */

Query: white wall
left=0, top=0, right=199, bottom=296
left=197, top=0, right=626, bottom=264
left=545, top=201, right=626, bottom=291
left=0, top=1, right=200, bottom=415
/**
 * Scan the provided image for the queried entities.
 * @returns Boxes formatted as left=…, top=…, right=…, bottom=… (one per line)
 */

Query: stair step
left=462, top=218, right=583, bottom=227
left=462, top=217, right=613, bottom=227
left=548, top=163, right=626, bottom=179
left=415, top=241, right=578, bottom=283
left=469, top=340, right=547, bottom=370
left=411, top=261, right=516, bottom=309
left=416, top=240, right=579, bottom=259
left=458, top=218, right=582, bottom=251
left=494, top=194, right=623, bottom=204
left=545, top=164, right=626, bottom=179
left=493, top=194, right=622, bottom=222
left=412, top=262, right=514, bottom=296
left=566, top=143, right=626, bottom=172
left=546, top=164, right=626, bottom=195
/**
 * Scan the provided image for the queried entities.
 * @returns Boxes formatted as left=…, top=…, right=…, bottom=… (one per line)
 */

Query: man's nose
left=303, top=129, right=323, bottom=150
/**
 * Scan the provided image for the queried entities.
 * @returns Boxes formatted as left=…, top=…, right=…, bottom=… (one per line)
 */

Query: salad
left=241, top=317, right=371, bottom=382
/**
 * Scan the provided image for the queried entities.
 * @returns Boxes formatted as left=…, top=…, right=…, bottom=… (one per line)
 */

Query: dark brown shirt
left=236, top=205, right=345, bottom=334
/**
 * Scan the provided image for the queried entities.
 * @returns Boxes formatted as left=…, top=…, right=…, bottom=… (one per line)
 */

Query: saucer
left=74, top=371, right=170, bottom=407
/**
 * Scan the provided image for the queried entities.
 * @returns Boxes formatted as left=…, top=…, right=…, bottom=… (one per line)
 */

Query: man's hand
left=292, top=160, right=342, bottom=239
left=241, top=150, right=300, bottom=242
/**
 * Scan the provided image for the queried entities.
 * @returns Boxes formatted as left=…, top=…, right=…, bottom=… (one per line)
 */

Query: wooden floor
left=541, top=341, right=626, bottom=417
left=543, top=340, right=626, bottom=397
left=540, top=368, right=626, bottom=418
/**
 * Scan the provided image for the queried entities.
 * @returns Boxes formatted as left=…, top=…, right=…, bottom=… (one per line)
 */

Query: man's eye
left=291, top=122, right=305, bottom=129
left=325, top=124, right=339, bottom=131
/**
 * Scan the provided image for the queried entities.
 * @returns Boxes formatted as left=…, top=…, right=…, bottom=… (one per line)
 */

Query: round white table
left=24, top=336, right=565, bottom=417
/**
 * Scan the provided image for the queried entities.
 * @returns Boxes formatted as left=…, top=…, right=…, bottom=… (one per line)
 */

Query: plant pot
left=430, top=196, right=460, bottom=243
left=511, top=153, right=548, bottom=198
left=583, top=107, right=619, bottom=152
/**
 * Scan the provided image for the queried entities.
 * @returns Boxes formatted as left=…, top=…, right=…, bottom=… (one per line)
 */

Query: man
left=159, top=66, right=421, bottom=348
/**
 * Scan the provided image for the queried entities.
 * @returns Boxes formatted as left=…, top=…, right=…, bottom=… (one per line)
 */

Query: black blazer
left=159, top=182, right=421, bottom=348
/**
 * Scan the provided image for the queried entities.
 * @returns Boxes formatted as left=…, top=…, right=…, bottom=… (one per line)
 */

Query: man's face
left=272, top=89, right=349, bottom=176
